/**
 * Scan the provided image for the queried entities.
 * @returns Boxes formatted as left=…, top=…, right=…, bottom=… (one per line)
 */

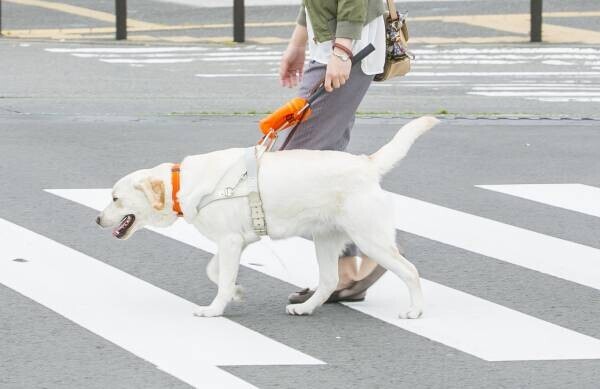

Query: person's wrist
left=331, top=49, right=350, bottom=63
left=334, top=38, right=352, bottom=50
left=332, top=42, right=353, bottom=60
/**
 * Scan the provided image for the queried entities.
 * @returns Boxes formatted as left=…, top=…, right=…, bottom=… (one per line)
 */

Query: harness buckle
left=223, top=187, right=234, bottom=197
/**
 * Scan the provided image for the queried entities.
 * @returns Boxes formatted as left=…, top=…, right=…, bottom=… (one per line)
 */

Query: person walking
left=279, top=0, right=392, bottom=304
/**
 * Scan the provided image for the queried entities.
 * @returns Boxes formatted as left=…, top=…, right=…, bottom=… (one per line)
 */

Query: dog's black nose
left=95, top=216, right=102, bottom=226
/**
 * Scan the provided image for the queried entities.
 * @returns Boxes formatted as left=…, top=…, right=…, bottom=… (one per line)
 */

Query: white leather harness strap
left=194, top=146, right=268, bottom=236
left=244, top=147, right=268, bottom=236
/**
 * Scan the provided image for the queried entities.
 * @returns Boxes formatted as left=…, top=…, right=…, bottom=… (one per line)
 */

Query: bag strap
left=386, top=0, right=398, bottom=21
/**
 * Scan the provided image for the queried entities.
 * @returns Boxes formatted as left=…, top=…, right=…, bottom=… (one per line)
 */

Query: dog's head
left=96, top=164, right=179, bottom=240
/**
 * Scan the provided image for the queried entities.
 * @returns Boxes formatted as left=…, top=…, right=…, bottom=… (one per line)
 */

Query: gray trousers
left=280, top=60, right=374, bottom=257
left=281, top=60, right=373, bottom=152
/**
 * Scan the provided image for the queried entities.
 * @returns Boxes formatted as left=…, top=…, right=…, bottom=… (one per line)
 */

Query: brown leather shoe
left=287, top=265, right=387, bottom=304
left=287, top=288, right=314, bottom=304
left=287, top=287, right=366, bottom=304
left=335, top=264, right=387, bottom=300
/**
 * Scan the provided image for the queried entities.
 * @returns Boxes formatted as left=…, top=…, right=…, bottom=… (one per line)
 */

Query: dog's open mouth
left=113, top=214, right=135, bottom=239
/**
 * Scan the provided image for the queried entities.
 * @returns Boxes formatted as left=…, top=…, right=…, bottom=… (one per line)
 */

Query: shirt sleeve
left=296, top=5, right=307, bottom=27
left=335, top=0, right=367, bottom=40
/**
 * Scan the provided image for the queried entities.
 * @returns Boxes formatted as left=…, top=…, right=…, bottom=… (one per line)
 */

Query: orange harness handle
left=171, top=164, right=183, bottom=217
left=257, top=44, right=375, bottom=146
left=258, top=97, right=312, bottom=135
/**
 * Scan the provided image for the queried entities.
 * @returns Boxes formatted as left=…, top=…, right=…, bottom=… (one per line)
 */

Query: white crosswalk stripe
left=45, top=46, right=274, bottom=64
left=0, top=218, right=323, bottom=389
left=477, top=184, right=600, bottom=218
left=45, top=187, right=600, bottom=362
left=45, top=46, right=600, bottom=69
left=44, top=46, right=600, bottom=104
left=391, top=192, right=600, bottom=290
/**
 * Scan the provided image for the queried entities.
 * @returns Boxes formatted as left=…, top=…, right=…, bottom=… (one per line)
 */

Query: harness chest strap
left=171, top=147, right=268, bottom=236
left=244, top=147, right=267, bottom=236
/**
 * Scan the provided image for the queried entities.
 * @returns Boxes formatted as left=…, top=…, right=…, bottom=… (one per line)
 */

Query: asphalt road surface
left=2, top=114, right=600, bottom=388
left=2, top=40, right=600, bottom=118
left=1, top=1, right=600, bottom=388
left=1, top=0, right=599, bottom=118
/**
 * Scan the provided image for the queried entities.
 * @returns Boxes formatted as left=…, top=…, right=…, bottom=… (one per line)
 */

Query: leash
left=279, top=104, right=309, bottom=151
left=173, top=44, right=376, bottom=237
left=259, top=43, right=376, bottom=151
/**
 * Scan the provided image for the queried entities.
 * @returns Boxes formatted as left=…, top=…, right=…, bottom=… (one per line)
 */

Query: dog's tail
left=369, top=116, right=439, bottom=176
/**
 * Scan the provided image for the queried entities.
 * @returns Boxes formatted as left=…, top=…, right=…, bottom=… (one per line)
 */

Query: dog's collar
left=171, top=163, right=183, bottom=217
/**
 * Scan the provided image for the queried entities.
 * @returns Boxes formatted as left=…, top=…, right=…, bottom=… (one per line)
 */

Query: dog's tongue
left=113, top=215, right=134, bottom=238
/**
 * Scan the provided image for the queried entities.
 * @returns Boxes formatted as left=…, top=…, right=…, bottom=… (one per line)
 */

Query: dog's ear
left=135, top=178, right=165, bottom=211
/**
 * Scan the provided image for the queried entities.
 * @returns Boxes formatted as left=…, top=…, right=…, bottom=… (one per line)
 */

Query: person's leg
left=280, top=60, right=373, bottom=152
left=287, top=58, right=368, bottom=289
left=284, top=61, right=390, bottom=303
left=338, top=257, right=358, bottom=289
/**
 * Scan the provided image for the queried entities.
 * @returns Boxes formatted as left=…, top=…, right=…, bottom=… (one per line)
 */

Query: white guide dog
left=97, top=116, right=439, bottom=318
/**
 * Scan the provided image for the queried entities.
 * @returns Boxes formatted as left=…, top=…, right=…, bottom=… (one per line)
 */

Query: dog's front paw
left=399, top=307, right=423, bottom=319
left=193, top=306, right=224, bottom=318
left=286, top=303, right=314, bottom=316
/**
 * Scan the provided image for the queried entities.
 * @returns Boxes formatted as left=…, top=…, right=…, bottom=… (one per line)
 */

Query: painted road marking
left=406, top=72, right=600, bottom=77
left=5, top=0, right=163, bottom=29
left=424, top=13, right=600, bottom=44
left=391, top=193, right=600, bottom=290
left=46, top=47, right=278, bottom=54
left=469, top=92, right=600, bottom=97
left=348, top=272, right=600, bottom=361
left=413, top=48, right=600, bottom=54
left=196, top=73, right=278, bottom=78
left=411, top=60, right=529, bottom=65
left=417, top=55, right=600, bottom=59
left=468, top=91, right=600, bottom=102
left=47, top=189, right=600, bottom=361
left=0, top=218, right=323, bottom=389
left=46, top=46, right=600, bottom=64
left=535, top=98, right=600, bottom=102
left=43, top=45, right=600, bottom=104
left=476, top=83, right=597, bottom=85
left=471, top=87, right=600, bottom=91
left=100, top=58, right=195, bottom=64
left=46, top=47, right=211, bottom=54
left=72, top=52, right=283, bottom=58
left=7, top=8, right=600, bottom=44
left=46, top=46, right=600, bottom=55
left=477, top=184, right=600, bottom=218
left=154, top=0, right=480, bottom=7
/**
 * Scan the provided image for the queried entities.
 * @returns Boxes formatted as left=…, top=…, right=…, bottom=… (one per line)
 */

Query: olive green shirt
left=297, top=0, right=386, bottom=43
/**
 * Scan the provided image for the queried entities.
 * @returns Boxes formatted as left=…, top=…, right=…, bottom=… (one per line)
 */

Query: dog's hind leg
left=344, top=207, right=424, bottom=319
left=286, top=232, right=347, bottom=316
left=355, top=235, right=424, bottom=318
left=195, top=234, right=245, bottom=317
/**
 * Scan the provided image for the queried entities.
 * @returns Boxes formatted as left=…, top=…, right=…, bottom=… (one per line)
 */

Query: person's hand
left=280, top=45, right=305, bottom=88
left=324, top=40, right=352, bottom=92
left=324, top=54, right=351, bottom=92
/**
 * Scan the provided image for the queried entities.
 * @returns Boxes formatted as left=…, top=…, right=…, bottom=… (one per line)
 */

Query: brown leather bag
left=374, top=0, right=412, bottom=82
